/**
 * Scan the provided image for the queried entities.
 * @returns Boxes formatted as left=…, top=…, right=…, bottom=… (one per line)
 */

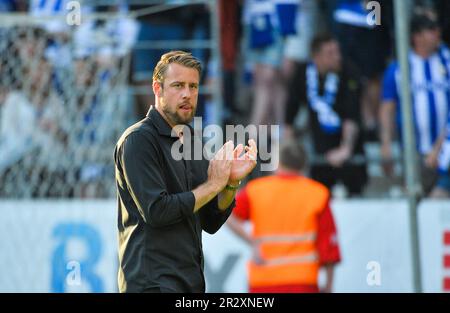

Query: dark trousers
left=311, top=164, right=368, bottom=196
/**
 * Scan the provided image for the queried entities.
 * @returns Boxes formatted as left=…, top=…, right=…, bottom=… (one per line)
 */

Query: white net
left=0, top=12, right=136, bottom=198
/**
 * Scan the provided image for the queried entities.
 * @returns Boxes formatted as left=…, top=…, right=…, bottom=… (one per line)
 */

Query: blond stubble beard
left=160, top=97, right=196, bottom=126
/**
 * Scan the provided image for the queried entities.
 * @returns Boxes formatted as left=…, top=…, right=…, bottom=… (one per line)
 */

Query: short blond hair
left=152, top=50, right=202, bottom=84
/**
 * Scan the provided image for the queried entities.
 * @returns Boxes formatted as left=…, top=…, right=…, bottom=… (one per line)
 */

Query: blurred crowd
left=1, top=0, right=450, bottom=199
left=0, top=0, right=134, bottom=197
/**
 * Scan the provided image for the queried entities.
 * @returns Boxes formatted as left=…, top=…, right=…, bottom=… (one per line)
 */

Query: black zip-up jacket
left=114, top=107, right=234, bottom=292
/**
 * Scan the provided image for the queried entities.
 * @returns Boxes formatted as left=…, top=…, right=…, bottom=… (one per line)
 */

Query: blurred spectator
left=283, top=0, right=320, bottom=67
left=71, top=3, right=137, bottom=197
left=228, top=140, right=341, bottom=293
left=0, top=27, right=48, bottom=184
left=285, top=33, right=368, bottom=196
left=280, top=0, right=321, bottom=137
left=30, top=58, right=69, bottom=197
left=379, top=13, right=450, bottom=196
left=130, top=2, right=206, bottom=120
left=0, top=56, right=66, bottom=197
left=65, top=56, right=120, bottom=198
left=29, top=0, right=75, bottom=34
left=0, top=4, right=132, bottom=198
left=28, top=0, right=74, bottom=77
left=0, top=90, right=36, bottom=175
left=16, top=26, right=48, bottom=74
left=73, top=3, right=138, bottom=65
left=243, top=0, right=300, bottom=133
left=219, top=0, right=240, bottom=120
left=333, top=0, right=392, bottom=140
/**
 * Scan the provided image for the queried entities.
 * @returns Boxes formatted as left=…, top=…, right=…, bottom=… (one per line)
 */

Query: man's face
left=154, top=63, right=199, bottom=127
left=314, top=40, right=342, bottom=72
left=414, top=28, right=441, bottom=53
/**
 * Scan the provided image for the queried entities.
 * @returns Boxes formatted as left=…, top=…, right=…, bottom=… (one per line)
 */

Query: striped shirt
left=382, top=45, right=450, bottom=155
left=438, top=112, right=450, bottom=173
left=29, top=0, right=70, bottom=33
left=30, top=0, right=67, bottom=16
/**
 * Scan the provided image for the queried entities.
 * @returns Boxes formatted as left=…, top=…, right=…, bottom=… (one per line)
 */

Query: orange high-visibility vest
left=245, top=175, right=329, bottom=288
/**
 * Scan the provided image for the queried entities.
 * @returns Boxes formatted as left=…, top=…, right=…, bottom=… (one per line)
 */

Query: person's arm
left=192, top=182, right=226, bottom=213
left=322, top=263, right=336, bottom=293
left=227, top=188, right=264, bottom=264
left=425, top=126, right=447, bottom=169
left=196, top=186, right=238, bottom=234
left=316, top=197, right=341, bottom=293
left=228, top=213, right=265, bottom=265
left=380, top=100, right=396, bottom=154
left=326, top=66, right=361, bottom=167
left=341, top=119, right=358, bottom=151
left=379, top=100, right=396, bottom=174
left=199, top=141, right=258, bottom=234
left=197, top=186, right=237, bottom=234
left=217, top=185, right=238, bottom=210
left=326, top=119, right=359, bottom=167
left=192, top=141, right=236, bottom=214
left=227, top=187, right=252, bottom=243
left=120, top=132, right=231, bottom=228
left=227, top=214, right=252, bottom=244
left=285, top=63, right=306, bottom=130
left=379, top=62, right=399, bottom=175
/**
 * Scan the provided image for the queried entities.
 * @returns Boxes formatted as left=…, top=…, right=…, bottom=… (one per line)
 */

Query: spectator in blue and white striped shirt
left=380, top=13, right=450, bottom=196
left=29, top=0, right=72, bottom=34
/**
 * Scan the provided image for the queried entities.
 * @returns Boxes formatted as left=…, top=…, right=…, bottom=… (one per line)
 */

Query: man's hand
left=207, top=140, right=234, bottom=193
left=326, top=145, right=351, bottom=168
left=228, top=139, right=258, bottom=184
left=193, top=141, right=234, bottom=213
left=425, top=134, right=445, bottom=169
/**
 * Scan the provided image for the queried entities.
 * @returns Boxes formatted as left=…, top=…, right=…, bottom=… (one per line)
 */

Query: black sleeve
left=341, top=63, right=363, bottom=123
left=198, top=196, right=235, bottom=234
left=194, top=158, right=235, bottom=234
left=285, top=63, right=307, bottom=126
left=120, top=132, right=195, bottom=227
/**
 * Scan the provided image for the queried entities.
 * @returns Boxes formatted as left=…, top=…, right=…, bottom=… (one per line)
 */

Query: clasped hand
left=207, top=139, right=258, bottom=192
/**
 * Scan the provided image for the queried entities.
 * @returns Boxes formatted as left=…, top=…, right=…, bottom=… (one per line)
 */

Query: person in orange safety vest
left=227, top=140, right=341, bottom=293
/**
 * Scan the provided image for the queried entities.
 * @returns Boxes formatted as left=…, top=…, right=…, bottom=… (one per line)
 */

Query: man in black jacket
left=285, top=34, right=367, bottom=196
left=114, top=51, right=257, bottom=292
